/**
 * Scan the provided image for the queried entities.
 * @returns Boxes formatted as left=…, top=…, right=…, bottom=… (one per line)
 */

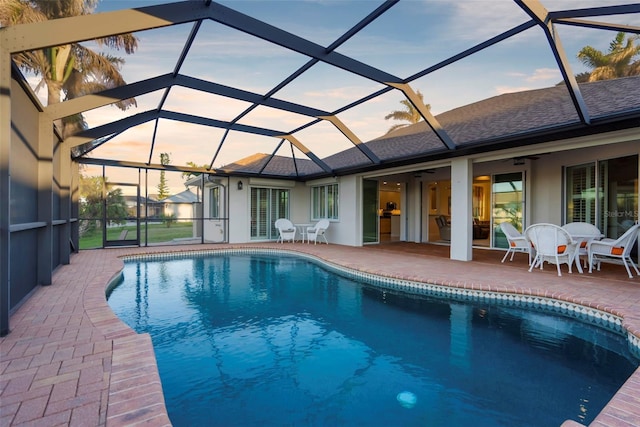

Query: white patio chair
left=525, top=223, right=578, bottom=277
left=307, top=219, right=330, bottom=244
left=274, top=218, right=296, bottom=243
left=588, top=223, right=640, bottom=278
left=500, top=222, right=532, bottom=264
left=561, top=222, right=603, bottom=268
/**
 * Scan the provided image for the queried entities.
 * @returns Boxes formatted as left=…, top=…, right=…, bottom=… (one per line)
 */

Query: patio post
left=0, top=46, right=10, bottom=336
left=37, top=113, right=53, bottom=286
left=450, top=158, right=473, bottom=261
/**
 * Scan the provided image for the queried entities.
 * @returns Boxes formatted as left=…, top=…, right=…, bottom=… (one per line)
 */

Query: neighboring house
left=122, top=195, right=163, bottom=219
left=160, top=188, right=199, bottom=221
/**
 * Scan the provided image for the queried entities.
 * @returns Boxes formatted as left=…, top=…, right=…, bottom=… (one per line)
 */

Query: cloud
left=496, top=68, right=562, bottom=94
left=526, top=68, right=561, bottom=82
left=495, top=85, right=538, bottom=95
left=449, top=1, right=529, bottom=41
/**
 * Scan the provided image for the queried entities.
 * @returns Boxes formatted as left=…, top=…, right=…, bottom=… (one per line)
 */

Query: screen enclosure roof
left=3, top=0, right=640, bottom=180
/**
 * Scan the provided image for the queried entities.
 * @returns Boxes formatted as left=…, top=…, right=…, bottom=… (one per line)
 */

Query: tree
left=574, top=72, right=592, bottom=84
left=0, top=0, right=138, bottom=137
left=182, top=161, right=210, bottom=181
left=578, top=32, right=640, bottom=82
left=384, top=90, right=430, bottom=134
left=78, top=174, right=127, bottom=233
left=157, top=152, right=171, bottom=200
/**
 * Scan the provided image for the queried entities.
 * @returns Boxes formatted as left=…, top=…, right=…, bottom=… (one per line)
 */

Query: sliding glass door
left=250, top=187, right=290, bottom=240
left=362, top=179, right=379, bottom=244
left=492, top=172, right=525, bottom=249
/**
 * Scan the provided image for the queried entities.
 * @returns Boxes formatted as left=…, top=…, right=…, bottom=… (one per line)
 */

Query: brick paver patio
left=1, top=243, right=639, bottom=426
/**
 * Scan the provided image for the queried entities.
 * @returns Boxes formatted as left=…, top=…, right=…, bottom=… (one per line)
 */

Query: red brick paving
left=1, top=242, right=639, bottom=426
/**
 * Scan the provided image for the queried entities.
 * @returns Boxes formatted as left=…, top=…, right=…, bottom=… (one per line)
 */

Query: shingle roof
left=218, top=76, right=640, bottom=178
left=163, top=189, right=199, bottom=203
left=218, top=153, right=322, bottom=178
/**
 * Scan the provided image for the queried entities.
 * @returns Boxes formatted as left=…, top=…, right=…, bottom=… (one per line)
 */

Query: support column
left=37, top=113, right=53, bottom=286
left=57, top=140, right=72, bottom=263
left=450, top=157, right=473, bottom=261
left=71, top=158, right=80, bottom=251
left=0, top=47, right=11, bottom=336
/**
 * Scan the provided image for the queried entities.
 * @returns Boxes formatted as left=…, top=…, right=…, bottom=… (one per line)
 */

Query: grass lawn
left=80, top=222, right=194, bottom=249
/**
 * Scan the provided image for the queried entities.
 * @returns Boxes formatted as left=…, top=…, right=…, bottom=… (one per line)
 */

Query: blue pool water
left=107, top=252, right=639, bottom=427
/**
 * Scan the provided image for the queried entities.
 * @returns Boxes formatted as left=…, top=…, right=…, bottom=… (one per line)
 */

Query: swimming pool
left=107, top=251, right=639, bottom=426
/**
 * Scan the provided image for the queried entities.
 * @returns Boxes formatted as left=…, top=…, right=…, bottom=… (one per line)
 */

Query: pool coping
left=2, top=243, right=640, bottom=427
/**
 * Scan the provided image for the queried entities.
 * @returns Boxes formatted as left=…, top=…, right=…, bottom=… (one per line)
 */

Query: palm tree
left=578, top=32, right=640, bottom=82
left=0, top=0, right=138, bottom=137
left=384, top=90, right=430, bottom=134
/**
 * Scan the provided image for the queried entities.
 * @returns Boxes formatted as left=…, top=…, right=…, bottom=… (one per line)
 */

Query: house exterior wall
left=289, top=181, right=310, bottom=225
left=224, top=177, right=308, bottom=244
left=530, top=152, right=564, bottom=226
left=163, top=202, right=194, bottom=221
left=202, top=175, right=360, bottom=246
left=299, top=176, right=358, bottom=246
left=330, top=133, right=637, bottom=251
left=332, top=175, right=359, bottom=246
left=229, top=177, right=250, bottom=244
left=261, top=137, right=638, bottom=250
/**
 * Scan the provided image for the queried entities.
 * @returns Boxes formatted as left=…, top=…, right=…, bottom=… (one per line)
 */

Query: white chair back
left=499, top=222, right=532, bottom=263
left=500, top=221, right=522, bottom=239
left=525, top=223, right=577, bottom=276
left=587, top=223, right=640, bottom=278
left=274, top=218, right=296, bottom=243
left=307, top=219, right=330, bottom=244
left=612, top=223, right=640, bottom=252
left=526, top=224, right=572, bottom=254
left=275, top=218, right=294, bottom=230
left=562, top=222, right=601, bottom=237
left=314, top=219, right=330, bottom=231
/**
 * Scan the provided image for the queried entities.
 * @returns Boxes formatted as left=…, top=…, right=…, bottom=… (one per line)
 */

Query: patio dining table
left=569, top=232, right=604, bottom=273
left=295, top=223, right=312, bottom=243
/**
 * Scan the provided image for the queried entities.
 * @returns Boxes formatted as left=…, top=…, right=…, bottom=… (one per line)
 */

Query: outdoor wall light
left=237, top=180, right=243, bottom=190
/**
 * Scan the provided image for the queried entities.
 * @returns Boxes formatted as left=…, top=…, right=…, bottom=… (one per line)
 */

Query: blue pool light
left=396, top=391, right=417, bottom=408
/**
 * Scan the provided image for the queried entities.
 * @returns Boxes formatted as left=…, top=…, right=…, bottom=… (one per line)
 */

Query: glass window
left=311, top=184, right=338, bottom=220
left=209, top=186, right=220, bottom=218
left=565, top=155, right=638, bottom=239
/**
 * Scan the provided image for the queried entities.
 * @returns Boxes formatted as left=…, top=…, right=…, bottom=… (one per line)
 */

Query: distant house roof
left=162, top=189, right=199, bottom=203
left=217, top=76, right=640, bottom=179
left=122, top=195, right=160, bottom=204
